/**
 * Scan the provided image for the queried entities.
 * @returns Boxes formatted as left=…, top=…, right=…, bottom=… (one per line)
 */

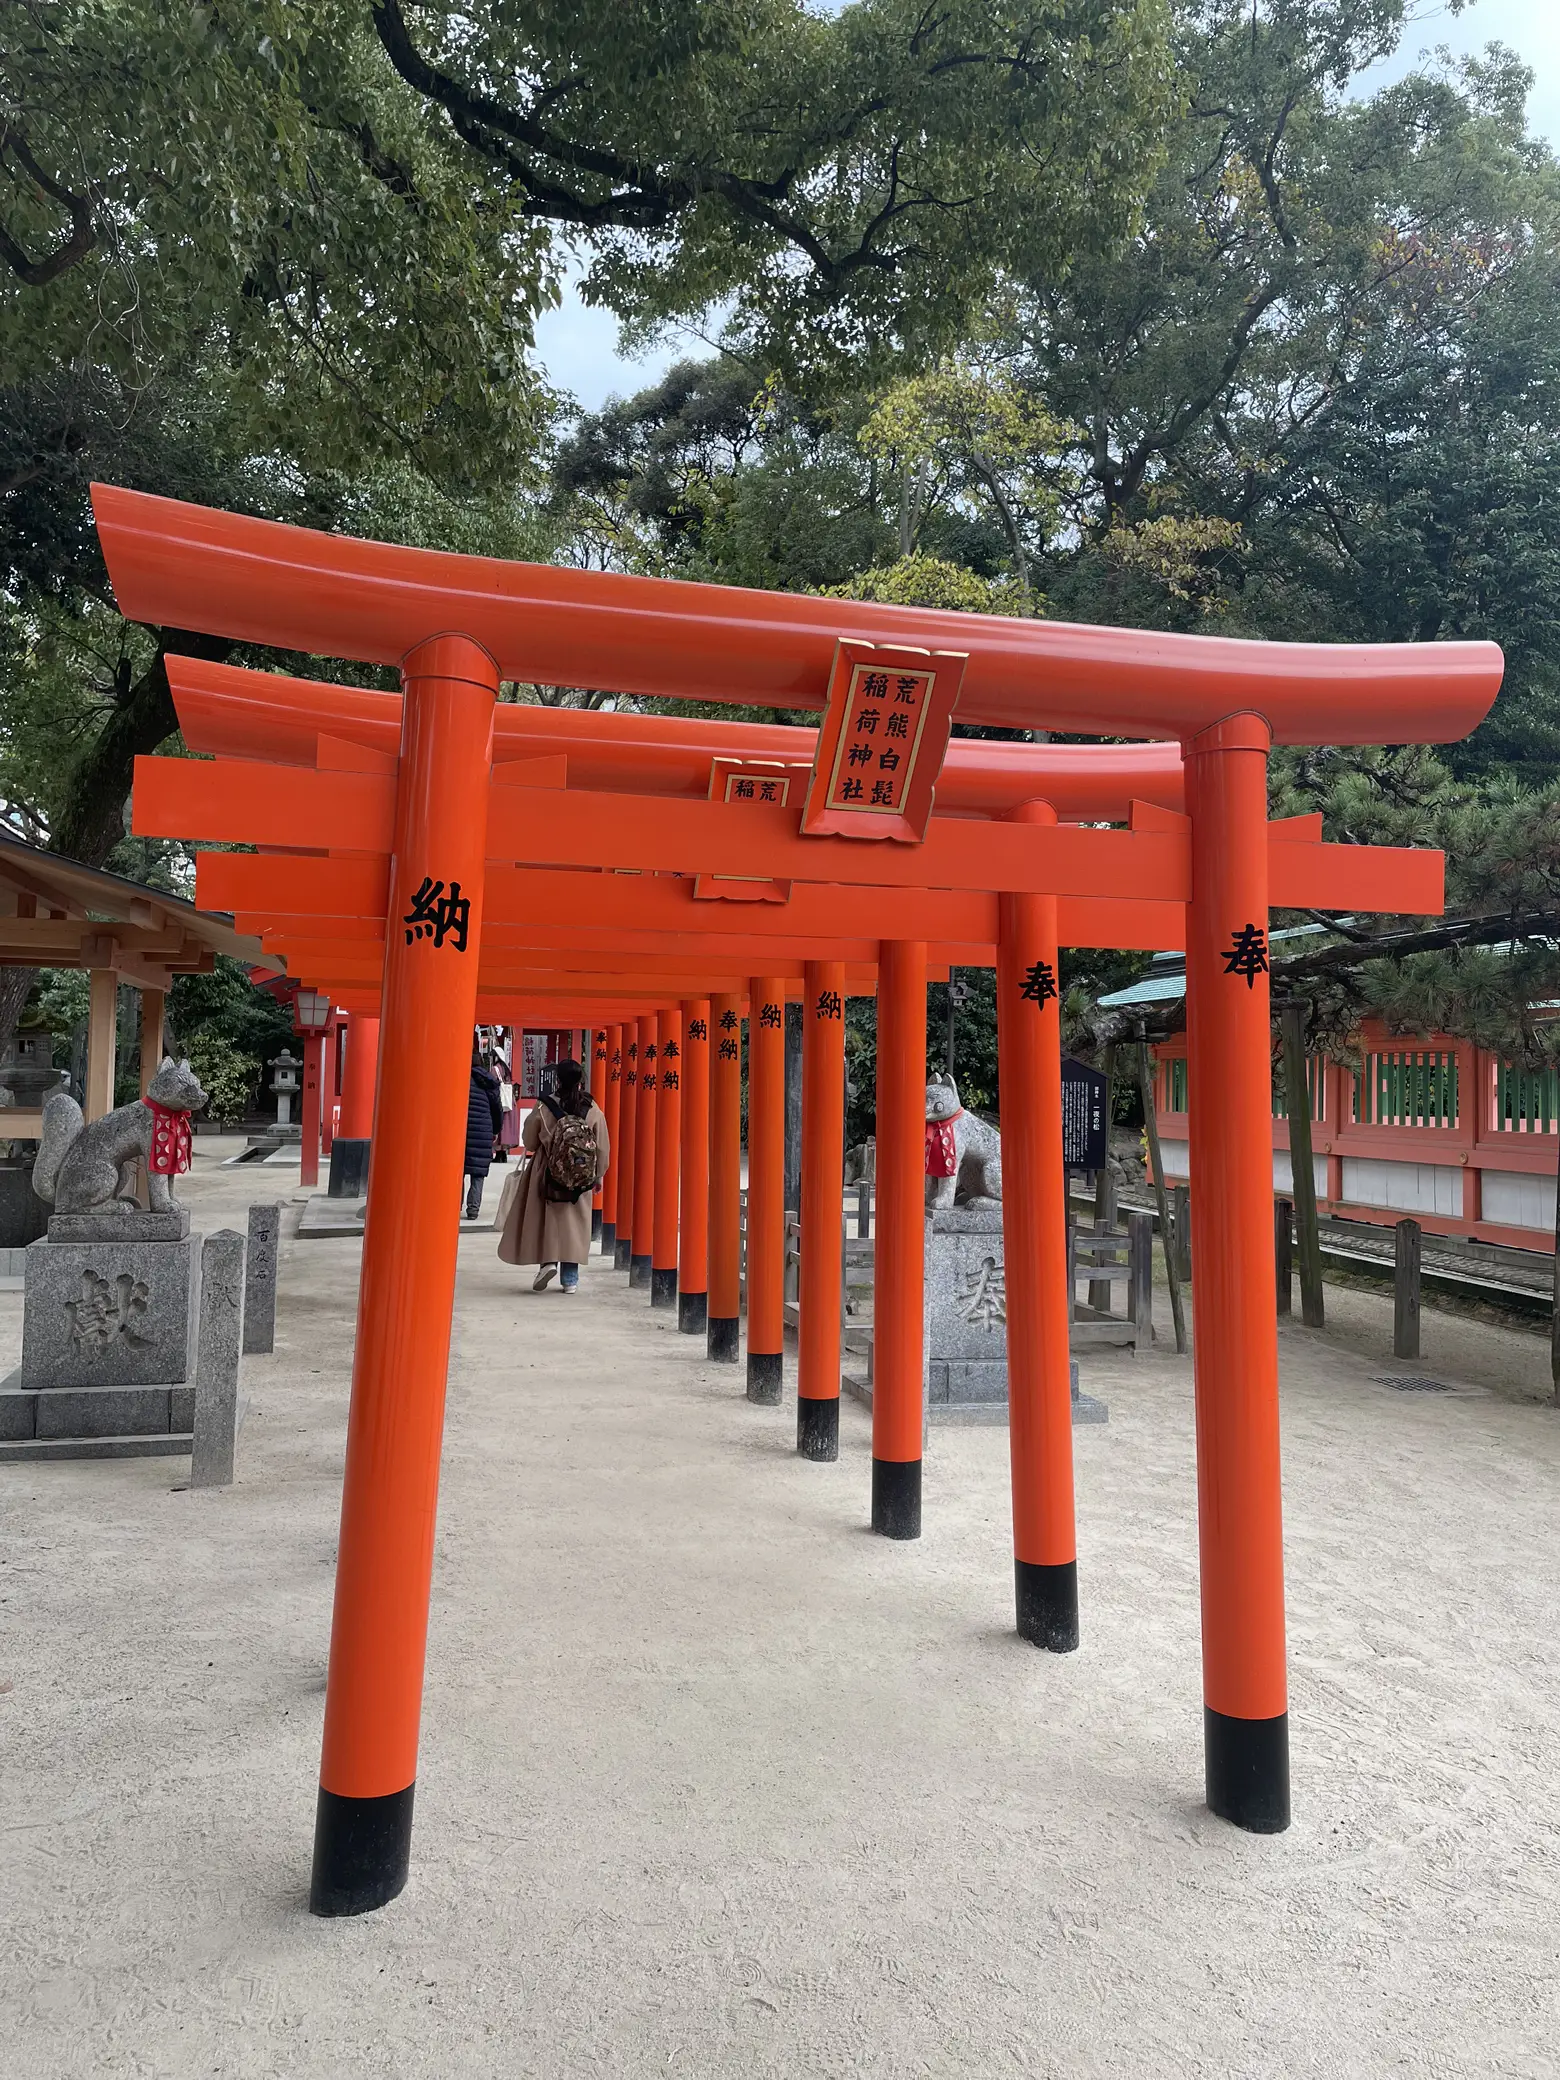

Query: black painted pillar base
left=327, top=1138, right=371, bottom=1199
left=1015, top=1558, right=1079, bottom=1653
left=614, top=1237, right=632, bottom=1272
left=1205, top=1708, right=1291, bottom=1833
left=797, top=1396, right=839, bottom=1461
left=678, top=1290, right=707, bottom=1335
left=746, top=1351, right=783, bottom=1405
left=629, top=1253, right=652, bottom=1289
left=310, top=1783, right=414, bottom=1917
left=707, top=1315, right=740, bottom=1364
left=871, top=1457, right=921, bottom=1539
left=600, top=1221, right=616, bottom=1259
left=591, top=1208, right=602, bottom=1240
left=651, top=1266, right=678, bottom=1308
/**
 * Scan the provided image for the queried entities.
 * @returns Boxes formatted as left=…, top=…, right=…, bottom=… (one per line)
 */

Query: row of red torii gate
left=93, top=485, right=1501, bottom=1916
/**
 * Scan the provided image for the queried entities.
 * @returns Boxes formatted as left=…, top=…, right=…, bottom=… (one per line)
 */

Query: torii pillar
left=1185, top=714, right=1289, bottom=1831
left=311, top=634, right=496, bottom=1915
left=600, top=1022, right=623, bottom=1258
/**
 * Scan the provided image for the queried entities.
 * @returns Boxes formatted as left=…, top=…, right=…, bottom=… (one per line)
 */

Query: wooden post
left=1394, top=1217, right=1421, bottom=1361
left=590, top=1027, right=608, bottom=1241
left=1171, top=1182, right=1191, bottom=1279
left=1127, top=1210, right=1154, bottom=1343
left=1135, top=1038, right=1187, bottom=1355
left=139, top=986, right=166, bottom=1097
left=1089, top=1169, right=1116, bottom=1314
left=994, top=797, right=1085, bottom=1640
left=707, top=993, right=742, bottom=1360
left=1279, top=1001, right=1325, bottom=1329
left=614, top=1024, right=639, bottom=1271
left=746, top=977, right=787, bottom=1403
left=339, top=1014, right=379, bottom=1138
left=1183, top=714, right=1288, bottom=1834
left=300, top=1032, right=323, bottom=1189
left=85, top=967, right=117, bottom=1122
left=630, top=1013, right=657, bottom=1288
left=311, top=630, right=496, bottom=1917
left=600, top=1023, right=622, bottom=1258
left=678, top=999, right=710, bottom=1334
left=651, top=1008, right=681, bottom=1308
left=797, top=960, right=846, bottom=1460
left=872, top=940, right=927, bottom=1540
left=1274, top=1199, right=1293, bottom=1318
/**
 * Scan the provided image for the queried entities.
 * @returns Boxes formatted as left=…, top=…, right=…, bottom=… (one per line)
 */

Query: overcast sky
left=530, top=0, right=1559, bottom=414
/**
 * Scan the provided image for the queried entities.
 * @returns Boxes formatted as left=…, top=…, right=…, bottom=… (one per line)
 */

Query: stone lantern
left=268, top=1049, right=302, bottom=1139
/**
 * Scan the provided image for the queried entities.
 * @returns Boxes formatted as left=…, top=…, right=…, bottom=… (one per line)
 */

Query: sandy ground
left=2, top=1137, right=1558, bottom=2079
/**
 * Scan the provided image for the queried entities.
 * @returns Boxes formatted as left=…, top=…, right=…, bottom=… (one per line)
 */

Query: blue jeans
left=559, top=1261, right=579, bottom=1291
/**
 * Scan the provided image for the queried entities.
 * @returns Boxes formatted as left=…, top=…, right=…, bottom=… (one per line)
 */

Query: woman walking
left=498, top=1057, right=609, bottom=1291
left=464, top=1046, right=504, bottom=1219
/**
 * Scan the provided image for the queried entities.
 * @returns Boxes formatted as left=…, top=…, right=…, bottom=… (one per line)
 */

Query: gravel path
left=1, top=1139, right=1556, bottom=2077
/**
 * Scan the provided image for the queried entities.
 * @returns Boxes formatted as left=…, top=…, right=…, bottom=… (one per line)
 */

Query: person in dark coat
left=464, top=1048, right=504, bottom=1218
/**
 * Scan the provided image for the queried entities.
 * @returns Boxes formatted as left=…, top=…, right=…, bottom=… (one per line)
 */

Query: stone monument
left=0, top=1059, right=212, bottom=1459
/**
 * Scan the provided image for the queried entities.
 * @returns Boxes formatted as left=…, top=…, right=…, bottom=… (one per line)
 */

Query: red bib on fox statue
left=925, top=1113, right=961, bottom=1179
left=147, top=1099, right=193, bottom=1177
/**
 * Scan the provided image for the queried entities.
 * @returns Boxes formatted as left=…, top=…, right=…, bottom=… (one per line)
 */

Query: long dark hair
left=552, top=1057, right=590, bottom=1118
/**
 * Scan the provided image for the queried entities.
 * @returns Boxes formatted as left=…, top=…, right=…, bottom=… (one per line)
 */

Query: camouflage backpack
left=540, top=1097, right=597, bottom=1202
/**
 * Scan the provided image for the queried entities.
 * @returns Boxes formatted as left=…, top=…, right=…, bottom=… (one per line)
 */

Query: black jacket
left=465, top=1064, right=504, bottom=1176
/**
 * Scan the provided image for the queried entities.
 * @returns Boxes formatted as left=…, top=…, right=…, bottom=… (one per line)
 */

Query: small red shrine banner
left=147, top=1101, right=193, bottom=1176
left=925, top=1113, right=961, bottom=1177
left=801, top=639, right=967, bottom=843
left=695, top=758, right=811, bottom=902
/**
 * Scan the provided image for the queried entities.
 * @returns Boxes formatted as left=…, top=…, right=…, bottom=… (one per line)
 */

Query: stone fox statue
left=33, top=1057, right=208, bottom=1215
left=924, top=1073, right=1002, bottom=1209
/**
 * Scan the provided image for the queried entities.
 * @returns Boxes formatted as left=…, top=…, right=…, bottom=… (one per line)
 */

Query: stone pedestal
left=327, top=1137, right=370, bottom=1199
left=921, top=1205, right=1108, bottom=1426
left=0, top=1210, right=207, bottom=1459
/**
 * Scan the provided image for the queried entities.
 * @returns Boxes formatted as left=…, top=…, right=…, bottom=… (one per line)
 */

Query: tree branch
left=0, top=128, right=98, bottom=286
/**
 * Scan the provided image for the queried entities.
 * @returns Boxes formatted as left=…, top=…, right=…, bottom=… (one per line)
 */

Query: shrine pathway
left=1, top=1135, right=1556, bottom=2078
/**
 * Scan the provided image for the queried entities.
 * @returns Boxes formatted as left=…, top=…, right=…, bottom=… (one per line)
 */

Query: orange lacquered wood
left=602, top=1024, right=622, bottom=1229
left=653, top=1008, right=681, bottom=1276
left=590, top=1027, right=608, bottom=1213
left=1185, top=717, right=1288, bottom=1722
left=339, top=1013, right=379, bottom=1139
left=708, top=994, right=743, bottom=1324
left=98, top=485, right=1501, bottom=745
left=168, top=655, right=1196, bottom=818
left=798, top=962, right=846, bottom=1404
left=318, top=633, right=496, bottom=1801
left=633, top=1015, right=657, bottom=1263
left=872, top=941, right=927, bottom=1466
left=746, top=977, right=787, bottom=1361
left=679, top=1000, right=710, bottom=1299
left=616, top=1023, right=639, bottom=1254
left=997, top=805, right=1076, bottom=1571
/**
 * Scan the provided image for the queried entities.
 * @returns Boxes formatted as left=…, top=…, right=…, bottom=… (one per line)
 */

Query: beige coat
left=498, top=1098, right=609, bottom=1268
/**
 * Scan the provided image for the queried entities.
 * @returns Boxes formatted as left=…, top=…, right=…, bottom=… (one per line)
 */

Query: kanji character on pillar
left=1019, top=959, right=1058, bottom=1005
left=815, top=990, right=842, bottom=1020
left=402, top=875, right=470, bottom=952
left=1222, top=922, right=1269, bottom=988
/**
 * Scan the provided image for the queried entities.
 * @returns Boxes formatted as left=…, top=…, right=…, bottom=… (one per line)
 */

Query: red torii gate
left=94, top=486, right=1500, bottom=1917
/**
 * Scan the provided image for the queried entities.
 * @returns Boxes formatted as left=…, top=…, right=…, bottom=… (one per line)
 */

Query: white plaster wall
left=1273, top=1151, right=1330, bottom=1198
left=1339, top=1157, right=1463, bottom=1218
left=1481, top=1168, right=1556, bottom=1232
left=1157, top=1140, right=1190, bottom=1180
